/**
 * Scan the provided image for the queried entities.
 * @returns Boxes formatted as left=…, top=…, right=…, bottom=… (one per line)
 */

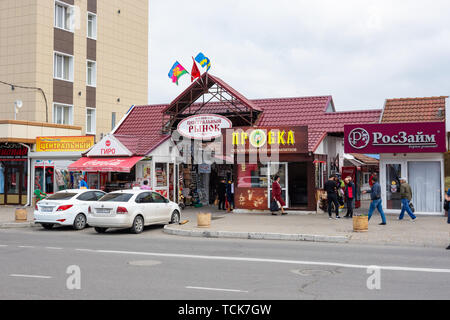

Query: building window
left=53, top=103, right=73, bottom=125
left=87, top=60, right=96, bottom=87
left=87, top=13, right=97, bottom=39
left=54, top=52, right=73, bottom=81
left=54, top=1, right=74, bottom=32
left=86, top=108, right=96, bottom=134
left=111, top=112, right=116, bottom=130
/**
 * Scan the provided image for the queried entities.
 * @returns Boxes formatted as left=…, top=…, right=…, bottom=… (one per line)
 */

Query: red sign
left=345, top=122, right=446, bottom=154
left=0, top=143, right=28, bottom=159
left=68, top=156, right=143, bottom=173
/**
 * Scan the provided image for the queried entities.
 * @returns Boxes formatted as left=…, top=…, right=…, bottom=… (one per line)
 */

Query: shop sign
left=223, top=126, right=308, bottom=154
left=177, top=114, right=232, bottom=140
left=0, top=143, right=28, bottom=160
left=36, top=136, right=94, bottom=152
left=87, top=135, right=132, bottom=157
left=345, top=122, right=446, bottom=154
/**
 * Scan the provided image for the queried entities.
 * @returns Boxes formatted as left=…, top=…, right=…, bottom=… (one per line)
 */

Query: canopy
left=68, top=156, right=143, bottom=173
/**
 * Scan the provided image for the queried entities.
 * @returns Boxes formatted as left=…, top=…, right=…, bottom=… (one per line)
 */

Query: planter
left=197, top=213, right=211, bottom=228
left=15, top=208, right=27, bottom=222
left=353, top=215, right=368, bottom=232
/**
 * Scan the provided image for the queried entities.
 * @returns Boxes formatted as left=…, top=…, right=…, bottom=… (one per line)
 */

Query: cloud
left=149, top=0, right=450, bottom=110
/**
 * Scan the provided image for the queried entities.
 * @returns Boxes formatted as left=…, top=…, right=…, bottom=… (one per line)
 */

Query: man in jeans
left=363, top=176, right=387, bottom=225
left=344, top=176, right=355, bottom=218
left=399, top=177, right=417, bottom=221
left=324, top=175, right=340, bottom=219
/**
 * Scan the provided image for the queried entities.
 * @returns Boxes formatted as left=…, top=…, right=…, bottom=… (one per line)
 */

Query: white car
left=34, top=189, right=106, bottom=230
left=88, top=189, right=181, bottom=234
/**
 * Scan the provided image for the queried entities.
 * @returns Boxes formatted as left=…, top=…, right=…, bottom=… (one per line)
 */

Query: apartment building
left=0, top=0, right=148, bottom=205
left=0, top=0, right=149, bottom=139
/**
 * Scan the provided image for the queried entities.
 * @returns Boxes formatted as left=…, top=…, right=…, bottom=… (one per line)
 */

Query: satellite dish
left=15, top=100, right=23, bottom=109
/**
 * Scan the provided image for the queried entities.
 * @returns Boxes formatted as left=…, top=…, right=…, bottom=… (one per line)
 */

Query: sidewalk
left=165, top=206, right=450, bottom=248
left=0, top=206, right=36, bottom=228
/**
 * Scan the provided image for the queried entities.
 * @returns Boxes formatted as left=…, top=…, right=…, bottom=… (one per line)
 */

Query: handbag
left=270, top=199, right=279, bottom=212
left=409, top=201, right=415, bottom=213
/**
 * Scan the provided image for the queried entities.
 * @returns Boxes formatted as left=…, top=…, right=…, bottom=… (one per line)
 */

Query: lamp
left=14, top=100, right=23, bottom=120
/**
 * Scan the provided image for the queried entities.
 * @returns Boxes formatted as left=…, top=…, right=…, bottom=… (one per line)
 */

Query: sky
left=148, top=0, right=450, bottom=111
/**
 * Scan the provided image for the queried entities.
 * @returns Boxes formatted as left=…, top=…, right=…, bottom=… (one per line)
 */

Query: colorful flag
left=194, top=52, right=211, bottom=72
left=168, top=61, right=188, bottom=85
left=191, top=57, right=201, bottom=82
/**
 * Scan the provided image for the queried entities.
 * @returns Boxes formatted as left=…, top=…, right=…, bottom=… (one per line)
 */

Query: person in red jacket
left=272, top=175, right=286, bottom=215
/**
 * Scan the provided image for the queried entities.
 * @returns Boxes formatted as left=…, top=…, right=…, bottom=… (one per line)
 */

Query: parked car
left=88, top=189, right=181, bottom=234
left=34, top=189, right=106, bottom=230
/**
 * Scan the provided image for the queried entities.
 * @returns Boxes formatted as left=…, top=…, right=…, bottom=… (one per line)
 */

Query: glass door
left=5, top=165, right=23, bottom=205
left=267, top=163, right=289, bottom=208
left=384, top=162, right=403, bottom=210
left=408, top=161, right=442, bottom=213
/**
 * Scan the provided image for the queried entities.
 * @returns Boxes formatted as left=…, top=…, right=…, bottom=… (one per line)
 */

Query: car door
left=135, top=192, right=155, bottom=224
left=151, top=192, right=170, bottom=222
left=76, top=191, right=99, bottom=213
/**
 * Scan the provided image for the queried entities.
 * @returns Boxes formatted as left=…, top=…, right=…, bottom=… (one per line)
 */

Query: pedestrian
left=344, top=176, right=355, bottom=218
left=444, top=188, right=450, bottom=250
left=399, top=177, right=417, bottom=221
left=141, top=180, right=151, bottom=190
left=226, top=179, right=235, bottom=211
left=217, top=178, right=226, bottom=210
left=271, top=175, right=286, bottom=215
left=78, top=175, right=88, bottom=189
left=369, top=172, right=378, bottom=187
left=324, top=175, right=340, bottom=219
left=363, top=176, right=387, bottom=225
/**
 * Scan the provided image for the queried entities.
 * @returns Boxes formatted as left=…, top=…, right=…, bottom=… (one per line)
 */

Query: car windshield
left=46, top=193, right=77, bottom=201
left=98, top=193, right=133, bottom=202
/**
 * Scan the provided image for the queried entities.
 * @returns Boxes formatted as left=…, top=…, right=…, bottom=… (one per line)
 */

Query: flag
left=194, top=52, right=211, bottom=72
left=191, top=57, right=201, bottom=82
left=168, top=61, right=188, bottom=85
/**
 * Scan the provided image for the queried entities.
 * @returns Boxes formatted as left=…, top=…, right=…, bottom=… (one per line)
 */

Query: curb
left=0, top=222, right=39, bottom=229
left=163, top=225, right=350, bottom=243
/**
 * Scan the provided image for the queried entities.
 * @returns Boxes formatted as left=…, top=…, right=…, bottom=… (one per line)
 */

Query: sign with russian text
left=87, top=134, right=132, bottom=157
left=36, top=136, right=94, bottom=152
left=223, top=126, right=308, bottom=154
left=0, top=143, right=28, bottom=160
left=345, top=122, right=446, bottom=154
left=177, top=114, right=232, bottom=140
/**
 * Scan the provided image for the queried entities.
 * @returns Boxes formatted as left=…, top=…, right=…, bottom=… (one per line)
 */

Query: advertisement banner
left=36, top=136, right=94, bottom=152
left=345, top=122, right=446, bottom=154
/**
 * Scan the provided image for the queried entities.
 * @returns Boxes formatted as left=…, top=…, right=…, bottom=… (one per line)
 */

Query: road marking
left=75, top=248, right=95, bottom=252
left=0, top=245, right=7, bottom=247
left=10, top=274, right=52, bottom=279
left=18, top=246, right=35, bottom=248
left=89, top=249, right=450, bottom=274
left=186, top=286, right=248, bottom=293
left=45, top=247, right=63, bottom=250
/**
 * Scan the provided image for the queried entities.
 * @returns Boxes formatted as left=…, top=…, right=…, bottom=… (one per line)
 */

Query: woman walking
left=272, top=175, right=286, bottom=215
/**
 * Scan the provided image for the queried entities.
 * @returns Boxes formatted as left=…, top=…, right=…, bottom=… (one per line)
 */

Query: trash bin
left=197, top=213, right=211, bottom=228
left=15, top=208, right=28, bottom=222
left=353, top=215, right=368, bottom=232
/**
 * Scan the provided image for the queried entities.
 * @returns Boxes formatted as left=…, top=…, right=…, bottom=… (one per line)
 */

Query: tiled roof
left=349, top=153, right=379, bottom=165
left=113, top=105, right=170, bottom=156
left=381, top=96, right=447, bottom=123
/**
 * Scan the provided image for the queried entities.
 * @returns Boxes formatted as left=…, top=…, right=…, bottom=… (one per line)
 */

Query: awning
left=68, top=156, right=143, bottom=173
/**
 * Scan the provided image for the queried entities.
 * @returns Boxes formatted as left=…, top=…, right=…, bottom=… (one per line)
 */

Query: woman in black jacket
left=344, top=176, right=355, bottom=218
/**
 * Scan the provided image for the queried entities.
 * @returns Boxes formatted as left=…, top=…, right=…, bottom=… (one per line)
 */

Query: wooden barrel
left=15, top=208, right=28, bottom=222
left=353, top=216, right=368, bottom=232
left=197, top=213, right=211, bottom=228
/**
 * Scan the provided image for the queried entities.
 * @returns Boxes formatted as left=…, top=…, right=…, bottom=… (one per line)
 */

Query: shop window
left=155, top=163, right=167, bottom=187
left=315, top=161, right=326, bottom=189
left=237, top=164, right=268, bottom=188
left=45, top=167, right=55, bottom=194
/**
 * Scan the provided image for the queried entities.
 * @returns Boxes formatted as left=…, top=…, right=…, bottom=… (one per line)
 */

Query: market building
left=71, top=73, right=382, bottom=212
left=345, top=96, right=448, bottom=215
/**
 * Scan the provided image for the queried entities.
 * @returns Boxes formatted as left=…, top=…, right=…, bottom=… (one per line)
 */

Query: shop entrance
left=288, top=162, right=308, bottom=207
left=4, top=165, right=24, bottom=205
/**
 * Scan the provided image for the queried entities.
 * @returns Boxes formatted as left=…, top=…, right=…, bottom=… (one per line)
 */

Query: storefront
left=345, top=122, right=446, bottom=215
left=0, top=143, right=29, bottom=205
left=30, top=136, right=95, bottom=196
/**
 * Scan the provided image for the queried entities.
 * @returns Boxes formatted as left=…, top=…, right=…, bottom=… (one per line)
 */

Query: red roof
left=381, top=96, right=447, bottom=123
left=113, top=105, right=171, bottom=156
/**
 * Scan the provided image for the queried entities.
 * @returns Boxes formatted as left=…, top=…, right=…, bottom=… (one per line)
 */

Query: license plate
left=95, top=208, right=111, bottom=214
left=40, top=207, right=54, bottom=213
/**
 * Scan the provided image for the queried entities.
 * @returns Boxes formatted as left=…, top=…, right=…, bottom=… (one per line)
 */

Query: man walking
left=399, top=177, right=417, bottom=221
left=324, top=175, right=340, bottom=219
left=363, top=176, right=387, bottom=225
left=344, top=176, right=355, bottom=218
left=217, top=178, right=227, bottom=210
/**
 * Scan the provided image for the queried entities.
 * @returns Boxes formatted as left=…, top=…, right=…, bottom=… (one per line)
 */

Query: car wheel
left=130, top=215, right=144, bottom=234
left=170, top=210, right=180, bottom=224
left=41, top=223, right=54, bottom=230
left=73, top=214, right=87, bottom=230
left=94, top=227, right=108, bottom=234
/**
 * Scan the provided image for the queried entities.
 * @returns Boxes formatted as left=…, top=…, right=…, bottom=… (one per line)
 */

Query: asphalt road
left=0, top=224, right=449, bottom=300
